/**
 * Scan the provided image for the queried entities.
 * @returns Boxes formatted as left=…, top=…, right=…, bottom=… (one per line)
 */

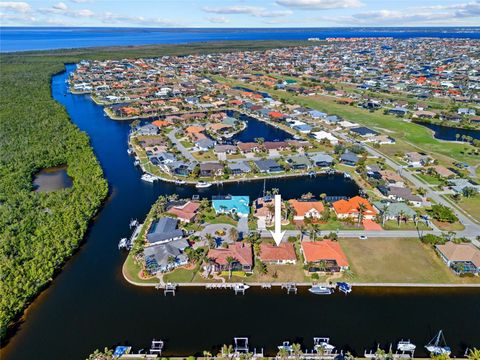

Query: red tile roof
left=258, top=243, right=296, bottom=262
left=207, top=243, right=253, bottom=266
left=301, top=240, right=349, bottom=267
left=332, top=196, right=377, bottom=216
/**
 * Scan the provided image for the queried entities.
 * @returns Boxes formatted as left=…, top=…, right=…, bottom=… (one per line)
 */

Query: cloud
left=276, top=0, right=363, bottom=10
left=100, top=12, right=179, bottom=26
left=0, top=1, right=31, bottom=13
left=38, top=2, right=94, bottom=17
left=206, top=16, right=229, bottom=23
left=70, top=0, right=93, bottom=2
left=202, top=5, right=292, bottom=17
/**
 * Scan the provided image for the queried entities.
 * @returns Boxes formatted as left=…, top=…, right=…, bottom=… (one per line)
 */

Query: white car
left=359, top=235, right=368, bottom=240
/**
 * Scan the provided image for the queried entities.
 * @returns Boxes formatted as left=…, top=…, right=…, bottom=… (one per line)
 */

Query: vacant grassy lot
left=454, top=195, right=480, bottom=222
left=339, top=237, right=480, bottom=284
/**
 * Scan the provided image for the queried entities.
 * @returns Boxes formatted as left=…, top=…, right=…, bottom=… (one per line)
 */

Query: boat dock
left=281, top=283, right=298, bottom=294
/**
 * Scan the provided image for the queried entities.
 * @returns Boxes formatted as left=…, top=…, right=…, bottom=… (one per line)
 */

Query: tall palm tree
left=226, top=256, right=237, bottom=279
left=357, top=202, right=367, bottom=225
left=271, top=187, right=280, bottom=195
left=205, top=233, right=215, bottom=248
left=203, top=350, right=212, bottom=360
left=397, top=210, right=406, bottom=228
left=380, top=204, right=389, bottom=226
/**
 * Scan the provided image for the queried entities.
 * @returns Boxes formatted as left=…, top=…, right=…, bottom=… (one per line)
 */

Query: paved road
left=167, top=128, right=196, bottom=162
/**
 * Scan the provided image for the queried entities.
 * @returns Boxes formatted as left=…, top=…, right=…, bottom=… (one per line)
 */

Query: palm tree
left=271, top=187, right=280, bottom=195
left=357, top=203, right=367, bottom=225
left=228, top=227, right=238, bottom=242
left=467, top=348, right=480, bottom=360
left=205, top=233, right=215, bottom=248
left=380, top=204, right=389, bottom=226
left=397, top=210, right=406, bottom=228
left=203, top=350, right=212, bottom=360
left=277, top=347, right=290, bottom=360
left=167, top=193, right=179, bottom=201
left=220, top=344, right=234, bottom=359
left=226, top=256, right=237, bottom=279
left=291, top=343, right=303, bottom=360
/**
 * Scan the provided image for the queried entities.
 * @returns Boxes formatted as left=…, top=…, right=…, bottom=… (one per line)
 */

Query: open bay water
left=1, top=27, right=480, bottom=52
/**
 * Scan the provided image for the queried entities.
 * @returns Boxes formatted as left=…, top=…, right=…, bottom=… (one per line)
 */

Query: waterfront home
left=285, top=155, right=312, bottom=170
left=308, top=110, right=327, bottom=119
left=212, top=195, right=250, bottom=217
left=253, top=196, right=275, bottom=228
left=378, top=186, right=423, bottom=207
left=200, top=162, right=224, bottom=177
left=264, top=141, right=289, bottom=152
left=254, top=159, right=283, bottom=173
left=207, top=243, right=253, bottom=273
left=289, top=199, right=325, bottom=221
left=373, top=201, right=417, bottom=221
left=310, top=153, right=334, bottom=167
left=332, top=196, right=378, bottom=220
left=293, top=124, right=313, bottom=134
left=136, top=124, right=159, bottom=136
left=457, top=108, right=476, bottom=116
left=258, top=243, right=297, bottom=265
left=165, top=161, right=196, bottom=177
left=144, top=238, right=190, bottom=274
left=340, top=151, right=359, bottom=166
left=435, top=242, right=480, bottom=275
left=237, top=142, right=260, bottom=154
left=167, top=201, right=201, bottom=223
left=228, top=161, right=251, bottom=175
left=312, top=131, right=339, bottom=145
left=350, top=127, right=379, bottom=138
left=301, top=240, right=349, bottom=272
left=146, top=217, right=184, bottom=246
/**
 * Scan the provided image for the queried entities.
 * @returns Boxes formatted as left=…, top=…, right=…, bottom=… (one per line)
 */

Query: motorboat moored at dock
left=195, top=181, right=212, bottom=188
left=308, top=285, right=333, bottom=295
left=397, top=340, right=416, bottom=352
left=141, top=174, right=157, bottom=183
left=337, top=282, right=352, bottom=294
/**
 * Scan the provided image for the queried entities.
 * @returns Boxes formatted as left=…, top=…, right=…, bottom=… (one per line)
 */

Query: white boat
left=174, top=179, right=186, bottom=185
left=313, top=337, right=335, bottom=353
left=234, top=283, right=250, bottom=292
left=308, top=285, right=333, bottom=295
left=278, top=341, right=292, bottom=352
left=141, top=174, right=157, bottom=183
left=129, top=219, right=139, bottom=228
left=127, top=148, right=133, bottom=155
left=397, top=340, right=416, bottom=352
left=133, top=160, right=140, bottom=166
left=337, top=282, right=352, bottom=294
left=118, top=238, right=128, bottom=250
left=195, top=181, right=212, bottom=188
left=425, top=331, right=451, bottom=356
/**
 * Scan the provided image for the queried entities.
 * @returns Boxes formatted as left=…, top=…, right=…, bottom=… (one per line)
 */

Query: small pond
left=33, top=166, right=73, bottom=192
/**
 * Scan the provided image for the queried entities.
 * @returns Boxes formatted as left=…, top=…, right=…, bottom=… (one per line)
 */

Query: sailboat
left=425, top=330, right=451, bottom=356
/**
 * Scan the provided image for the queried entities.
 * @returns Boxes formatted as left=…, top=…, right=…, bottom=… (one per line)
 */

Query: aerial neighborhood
left=69, top=38, right=480, bottom=287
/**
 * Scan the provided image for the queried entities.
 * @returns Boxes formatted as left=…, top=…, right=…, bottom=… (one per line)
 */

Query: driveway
left=196, top=223, right=236, bottom=245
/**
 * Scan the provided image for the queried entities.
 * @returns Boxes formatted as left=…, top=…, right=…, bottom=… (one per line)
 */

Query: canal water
left=416, top=122, right=480, bottom=142
left=2, top=65, right=479, bottom=360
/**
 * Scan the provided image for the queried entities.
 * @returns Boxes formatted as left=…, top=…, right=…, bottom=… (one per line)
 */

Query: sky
left=1, top=0, right=480, bottom=27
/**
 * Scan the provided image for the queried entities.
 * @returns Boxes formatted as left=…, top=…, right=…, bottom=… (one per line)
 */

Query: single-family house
left=255, top=159, right=283, bottom=173
left=310, top=153, right=334, bottom=167
left=340, top=152, right=359, bottom=166
left=167, top=201, right=200, bottom=223
left=301, top=240, right=349, bottom=272
left=200, top=162, right=224, bottom=177
left=258, top=243, right=297, bottom=265
left=289, top=199, right=325, bottom=221
left=146, top=217, right=184, bottom=246
left=436, top=242, right=480, bottom=275
left=228, top=161, right=251, bottom=175
left=332, top=196, right=378, bottom=220
left=286, top=155, right=311, bottom=170
left=144, top=238, right=189, bottom=273
left=373, top=201, right=417, bottom=221
left=207, top=243, right=253, bottom=273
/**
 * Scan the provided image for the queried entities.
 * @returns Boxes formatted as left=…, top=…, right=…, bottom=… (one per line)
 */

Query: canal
left=1, top=65, right=479, bottom=360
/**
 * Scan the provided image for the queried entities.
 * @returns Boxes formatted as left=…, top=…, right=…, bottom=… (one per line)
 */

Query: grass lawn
left=453, top=195, right=480, bottom=222
left=416, top=173, right=444, bottom=185
left=205, top=214, right=238, bottom=226
left=163, top=268, right=197, bottom=283
left=339, top=237, right=480, bottom=284
left=382, top=220, right=431, bottom=231
left=123, top=253, right=158, bottom=285
left=180, top=140, right=194, bottom=148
